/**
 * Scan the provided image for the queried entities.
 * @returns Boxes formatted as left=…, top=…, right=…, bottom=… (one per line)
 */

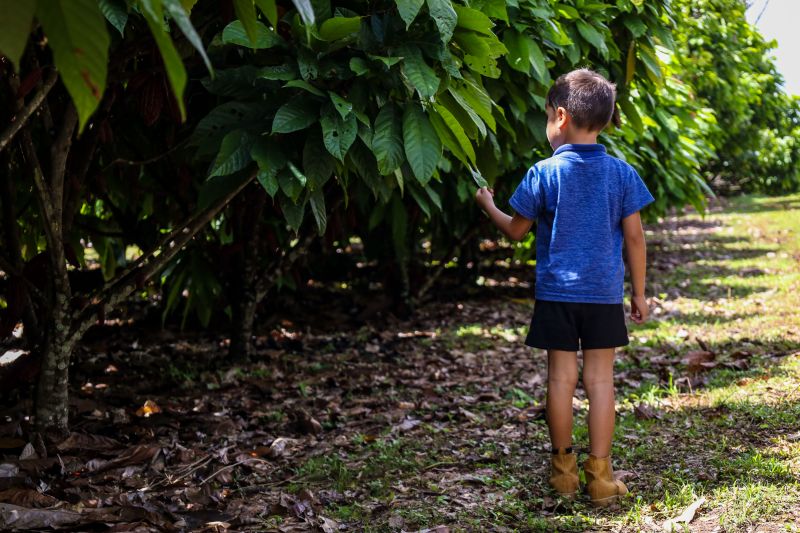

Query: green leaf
left=349, top=57, right=369, bottom=75
left=37, top=0, right=110, bottom=132
left=503, top=30, right=549, bottom=84
left=259, top=64, right=298, bottom=80
left=402, top=105, right=441, bottom=184
left=453, top=5, right=493, bottom=36
left=472, top=0, right=507, bottom=22
left=618, top=98, right=643, bottom=134
left=320, top=105, right=357, bottom=161
left=140, top=0, right=187, bottom=121
left=210, top=130, right=254, bottom=177
left=329, top=92, right=352, bottom=119
left=280, top=193, right=306, bottom=232
left=0, top=0, right=36, bottom=69
left=255, top=0, right=278, bottom=26
left=309, top=188, right=327, bottom=234
left=318, top=16, right=362, bottom=41
left=373, top=104, right=405, bottom=175
left=162, top=0, right=212, bottom=74
left=622, top=14, right=647, bottom=38
left=456, top=78, right=495, bottom=132
left=426, top=0, right=457, bottom=43
left=432, top=103, right=475, bottom=165
left=222, top=20, right=281, bottom=48
left=98, top=0, right=128, bottom=36
left=291, top=0, right=316, bottom=27
left=625, top=41, right=636, bottom=84
left=284, top=80, right=326, bottom=97
left=638, top=44, right=662, bottom=83
left=232, top=0, right=260, bottom=47
left=272, top=97, right=318, bottom=133
left=279, top=165, right=305, bottom=202
left=251, top=136, right=286, bottom=196
left=395, top=0, right=424, bottom=28
left=576, top=20, right=608, bottom=59
left=303, top=131, right=335, bottom=189
left=399, top=45, right=439, bottom=100
left=446, top=88, right=486, bottom=138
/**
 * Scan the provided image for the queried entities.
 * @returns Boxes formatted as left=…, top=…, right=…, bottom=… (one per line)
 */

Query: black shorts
left=524, top=299, right=629, bottom=351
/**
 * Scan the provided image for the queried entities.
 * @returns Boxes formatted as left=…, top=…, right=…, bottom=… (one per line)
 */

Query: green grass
left=282, top=194, right=800, bottom=531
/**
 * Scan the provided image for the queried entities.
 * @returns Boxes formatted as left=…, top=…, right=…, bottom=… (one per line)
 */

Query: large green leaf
left=396, top=0, right=424, bottom=28
left=426, top=0, right=457, bottom=43
left=162, top=0, right=212, bottom=73
left=279, top=193, right=306, bottom=232
left=272, top=97, right=319, bottom=133
left=255, top=0, right=278, bottom=26
left=576, top=20, right=608, bottom=59
left=320, top=105, right=357, bottom=161
left=456, top=78, right=495, bottom=132
left=402, top=105, right=441, bottom=184
left=37, top=0, right=110, bottom=132
left=432, top=103, right=475, bottom=165
left=309, top=188, right=327, bottom=235
left=232, top=0, right=260, bottom=47
left=399, top=45, right=439, bottom=100
left=372, top=104, right=405, bottom=175
left=503, top=30, right=549, bottom=84
left=303, top=131, right=335, bottom=189
left=98, top=0, right=128, bottom=36
left=453, top=4, right=493, bottom=36
left=0, top=0, right=36, bottom=69
left=210, top=130, right=254, bottom=177
left=222, top=20, right=282, bottom=49
left=318, top=16, right=362, bottom=41
left=140, top=0, right=188, bottom=121
left=291, top=0, right=316, bottom=29
left=251, top=136, right=286, bottom=196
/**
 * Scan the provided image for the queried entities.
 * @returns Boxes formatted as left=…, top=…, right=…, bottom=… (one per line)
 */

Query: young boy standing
left=475, top=69, right=653, bottom=507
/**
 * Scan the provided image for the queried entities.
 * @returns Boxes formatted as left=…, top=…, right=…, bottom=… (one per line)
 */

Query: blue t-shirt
left=509, top=143, right=654, bottom=304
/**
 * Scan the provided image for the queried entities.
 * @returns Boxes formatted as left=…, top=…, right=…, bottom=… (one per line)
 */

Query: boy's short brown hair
left=546, top=69, right=618, bottom=131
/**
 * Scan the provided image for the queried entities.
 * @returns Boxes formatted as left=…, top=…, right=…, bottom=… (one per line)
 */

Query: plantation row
left=0, top=0, right=798, bottom=433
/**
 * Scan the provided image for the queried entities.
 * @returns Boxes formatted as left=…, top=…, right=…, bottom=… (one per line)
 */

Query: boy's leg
left=546, top=349, right=579, bottom=449
left=582, top=348, right=616, bottom=458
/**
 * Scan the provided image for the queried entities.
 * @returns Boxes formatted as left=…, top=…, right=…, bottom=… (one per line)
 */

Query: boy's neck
left=562, top=131, right=599, bottom=145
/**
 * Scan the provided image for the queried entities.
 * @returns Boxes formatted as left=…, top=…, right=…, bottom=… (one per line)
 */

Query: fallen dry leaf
left=662, top=496, right=706, bottom=531
left=0, top=488, right=59, bottom=508
left=56, top=432, right=122, bottom=452
left=0, top=502, right=83, bottom=530
left=135, top=400, right=161, bottom=417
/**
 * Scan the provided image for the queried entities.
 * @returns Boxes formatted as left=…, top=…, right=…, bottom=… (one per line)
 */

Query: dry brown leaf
left=0, top=502, right=83, bottom=530
left=0, top=488, right=59, bottom=508
left=56, top=432, right=122, bottom=452
left=662, top=496, right=705, bottom=531
left=682, top=350, right=716, bottom=372
left=135, top=400, right=161, bottom=417
left=87, top=444, right=161, bottom=473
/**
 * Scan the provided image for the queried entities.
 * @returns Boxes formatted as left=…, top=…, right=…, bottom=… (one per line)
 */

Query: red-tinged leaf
left=15, top=68, right=42, bottom=99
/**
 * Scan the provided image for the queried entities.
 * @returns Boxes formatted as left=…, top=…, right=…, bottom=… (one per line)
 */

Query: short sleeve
left=509, top=167, right=542, bottom=220
left=621, top=166, right=655, bottom=219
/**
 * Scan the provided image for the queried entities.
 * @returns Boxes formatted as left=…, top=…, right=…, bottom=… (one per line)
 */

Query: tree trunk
left=229, top=284, right=259, bottom=362
left=33, top=295, right=73, bottom=437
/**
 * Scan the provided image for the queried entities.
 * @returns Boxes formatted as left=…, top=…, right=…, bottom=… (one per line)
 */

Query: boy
left=474, top=69, right=653, bottom=507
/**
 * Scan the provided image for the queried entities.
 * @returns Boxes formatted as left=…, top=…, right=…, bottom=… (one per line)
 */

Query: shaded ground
left=1, top=194, right=800, bottom=532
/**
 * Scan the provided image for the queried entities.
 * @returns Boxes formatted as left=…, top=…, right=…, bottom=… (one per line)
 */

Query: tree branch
left=69, top=172, right=258, bottom=343
left=0, top=69, right=58, bottom=154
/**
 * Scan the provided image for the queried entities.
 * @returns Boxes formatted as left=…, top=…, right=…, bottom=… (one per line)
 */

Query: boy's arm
left=622, top=211, right=648, bottom=323
left=475, top=187, right=533, bottom=241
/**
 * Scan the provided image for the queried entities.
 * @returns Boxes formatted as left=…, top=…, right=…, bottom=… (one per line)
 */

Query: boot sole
left=589, top=495, right=620, bottom=508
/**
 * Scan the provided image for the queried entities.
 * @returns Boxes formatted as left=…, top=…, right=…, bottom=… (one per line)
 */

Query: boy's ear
left=556, top=106, right=570, bottom=128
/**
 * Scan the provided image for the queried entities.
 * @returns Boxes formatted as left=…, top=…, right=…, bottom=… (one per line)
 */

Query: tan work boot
left=549, top=447, right=579, bottom=497
left=583, top=454, right=628, bottom=507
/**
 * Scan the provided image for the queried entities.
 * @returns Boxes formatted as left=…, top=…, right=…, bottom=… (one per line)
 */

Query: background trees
left=1, top=0, right=798, bottom=435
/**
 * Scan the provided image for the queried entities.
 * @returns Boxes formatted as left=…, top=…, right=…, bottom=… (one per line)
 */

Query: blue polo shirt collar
left=553, top=143, right=607, bottom=156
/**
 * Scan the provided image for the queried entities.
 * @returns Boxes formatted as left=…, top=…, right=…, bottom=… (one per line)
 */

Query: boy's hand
left=630, top=295, right=649, bottom=324
left=475, top=187, right=495, bottom=211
